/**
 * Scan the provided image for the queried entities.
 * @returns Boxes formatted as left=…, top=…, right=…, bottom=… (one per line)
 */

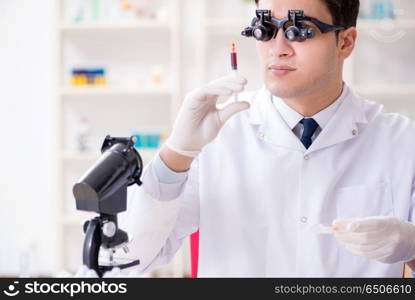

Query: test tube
left=230, top=41, right=238, bottom=102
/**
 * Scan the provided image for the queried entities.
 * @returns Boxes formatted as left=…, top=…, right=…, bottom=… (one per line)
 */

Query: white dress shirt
left=271, top=84, right=346, bottom=143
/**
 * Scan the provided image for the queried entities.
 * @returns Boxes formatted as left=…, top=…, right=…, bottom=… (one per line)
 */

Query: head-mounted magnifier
left=242, top=10, right=344, bottom=42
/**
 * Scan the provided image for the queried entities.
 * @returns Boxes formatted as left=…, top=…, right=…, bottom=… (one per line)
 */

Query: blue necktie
left=300, top=118, right=319, bottom=149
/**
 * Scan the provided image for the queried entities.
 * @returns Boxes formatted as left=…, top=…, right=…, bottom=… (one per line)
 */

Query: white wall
left=0, top=0, right=59, bottom=276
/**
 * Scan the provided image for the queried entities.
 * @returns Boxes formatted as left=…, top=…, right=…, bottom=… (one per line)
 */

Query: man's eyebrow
left=301, top=19, right=316, bottom=24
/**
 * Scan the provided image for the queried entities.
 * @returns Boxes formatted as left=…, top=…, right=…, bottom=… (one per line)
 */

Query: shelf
left=61, top=86, right=172, bottom=97
left=62, top=148, right=159, bottom=163
left=60, top=21, right=171, bottom=32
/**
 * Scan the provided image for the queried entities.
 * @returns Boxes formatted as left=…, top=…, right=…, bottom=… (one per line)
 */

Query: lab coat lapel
left=306, top=88, right=368, bottom=153
left=249, top=87, right=304, bottom=151
left=249, top=86, right=368, bottom=153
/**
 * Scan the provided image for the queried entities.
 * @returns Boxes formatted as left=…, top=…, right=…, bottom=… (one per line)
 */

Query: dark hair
left=254, top=0, right=360, bottom=29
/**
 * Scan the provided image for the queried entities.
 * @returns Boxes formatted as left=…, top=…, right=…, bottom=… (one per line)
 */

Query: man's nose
left=268, top=29, right=294, bottom=58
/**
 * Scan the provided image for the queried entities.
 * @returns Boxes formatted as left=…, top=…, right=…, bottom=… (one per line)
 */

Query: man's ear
left=338, top=27, right=357, bottom=60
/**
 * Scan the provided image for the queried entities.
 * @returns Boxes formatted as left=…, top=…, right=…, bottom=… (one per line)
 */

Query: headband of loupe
left=242, top=9, right=344, bottom=42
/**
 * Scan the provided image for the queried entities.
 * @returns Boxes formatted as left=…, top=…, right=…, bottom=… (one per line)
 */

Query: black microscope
left=73, top=135, right=143, bottom=277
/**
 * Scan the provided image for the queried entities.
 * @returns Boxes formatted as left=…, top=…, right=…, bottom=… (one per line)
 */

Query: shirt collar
left=271, top=83, right=347, bottom=130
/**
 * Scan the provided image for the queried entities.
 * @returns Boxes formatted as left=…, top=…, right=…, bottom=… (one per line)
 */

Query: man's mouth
left=268, top=65, right=297, bottom=76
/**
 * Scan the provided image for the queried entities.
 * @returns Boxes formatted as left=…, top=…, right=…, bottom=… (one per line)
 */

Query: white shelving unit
left=55, top=0, right=185, bottom=277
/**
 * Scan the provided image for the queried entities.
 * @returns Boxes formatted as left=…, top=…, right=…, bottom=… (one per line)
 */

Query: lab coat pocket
left=335, top=181, right=394, bottom=218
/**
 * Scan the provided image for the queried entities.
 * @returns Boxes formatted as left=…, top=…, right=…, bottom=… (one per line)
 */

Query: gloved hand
left=333, top=216, right=415, bottom=264
left=165, top=74, right=250, bottom=157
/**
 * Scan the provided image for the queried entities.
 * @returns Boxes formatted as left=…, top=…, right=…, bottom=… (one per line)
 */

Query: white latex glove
left=333, top=216, right=415, bottom=264
left=166, top=74, right=250, bottom=157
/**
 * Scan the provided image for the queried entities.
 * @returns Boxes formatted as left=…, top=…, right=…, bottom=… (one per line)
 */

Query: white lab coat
left=122, top=85, right=415, bottom=277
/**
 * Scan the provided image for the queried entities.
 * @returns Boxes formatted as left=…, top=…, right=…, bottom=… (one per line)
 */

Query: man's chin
left=265, top=81, right=300, bottom=99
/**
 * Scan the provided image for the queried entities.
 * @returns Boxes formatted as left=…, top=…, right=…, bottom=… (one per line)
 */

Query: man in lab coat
left=124, top=0, right=415, bottom=277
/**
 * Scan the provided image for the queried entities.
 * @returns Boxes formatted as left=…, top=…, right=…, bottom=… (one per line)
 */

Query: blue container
left=147, top=134, right=161, bottom=148
left=133, top=134, right=142, bottom=148
left=372, top=1, right=395, bottom=20
left=132, top=132, right=161, bottom=149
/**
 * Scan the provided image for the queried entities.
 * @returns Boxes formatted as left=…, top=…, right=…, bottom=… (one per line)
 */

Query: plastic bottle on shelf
left=359, top=0, right=372, bottom=19
left=131, top=128, right=162, bottom=149
left=91, top=0, right=101, bottom=23
left=72, top=0, right=85, bottom=23
left=372, top=1, right=385, bottom=19
left=151, top=65, right=163, bottom=88
left=19, top=238, right=36, bottom=278
left=384, top=0, right=395, bottom=19
left=70, top=69, right=89, bottom=86
left=93, top=69, right=107, bottom=86
left=372, top=0, right=395, bottom=20
left=75, top=117, right=92, bottom=152
left=135, top=0, right=157, bottom=20
left=119, top=0, right=135, bottom=22
left=71, top=70, right=80, bottom=86
left=19, top=249, right=31, bottom=278
left=147, top=130, right=161, bottom=149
